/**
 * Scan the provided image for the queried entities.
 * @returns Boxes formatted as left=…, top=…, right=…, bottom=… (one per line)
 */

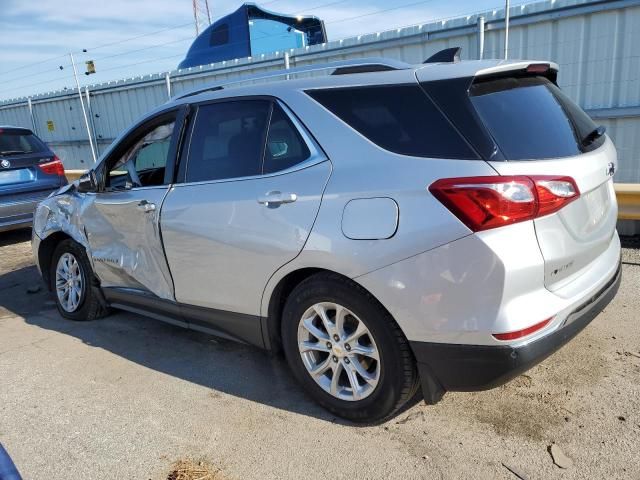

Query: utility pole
left=193, top=0, right=212, bottom=36
left=504, top=0, right=511, bottom=60
left=69, top=52, right=97, bottom=163
left=477, top=16, right=485, bottom=60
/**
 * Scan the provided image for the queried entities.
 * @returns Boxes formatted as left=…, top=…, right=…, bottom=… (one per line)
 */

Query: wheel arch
left=263, top=265, right=446, bottom=405
left=263, top=267, right=394, bottom=354
left=38, top=231, right=74, bottom=291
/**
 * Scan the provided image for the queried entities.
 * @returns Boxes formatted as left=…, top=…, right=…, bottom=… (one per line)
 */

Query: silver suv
left=32, top=54, right=621, bottom=422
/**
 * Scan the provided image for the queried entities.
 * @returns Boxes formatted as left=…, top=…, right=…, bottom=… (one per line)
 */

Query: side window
left=306, top=85, right=478, bottom=159
left=210, top=23, right=229, bottom=46
left=107, top=120, right=175, bottom=189
left=263, top=105, right=311, bottom=174
left=186, top=100, right=270, bottom=183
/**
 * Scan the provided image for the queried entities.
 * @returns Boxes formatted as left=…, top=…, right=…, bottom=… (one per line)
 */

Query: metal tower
left=193, top=0, right=212, bottom=36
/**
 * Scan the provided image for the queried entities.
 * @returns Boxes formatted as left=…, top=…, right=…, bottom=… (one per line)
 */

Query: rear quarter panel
left=260, top=88, right=497, bottom=317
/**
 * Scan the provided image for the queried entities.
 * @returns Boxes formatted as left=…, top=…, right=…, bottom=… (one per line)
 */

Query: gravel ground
left=0, top=229, right=638, bottom=479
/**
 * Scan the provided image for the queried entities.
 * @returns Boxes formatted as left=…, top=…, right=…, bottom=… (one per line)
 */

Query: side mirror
left=77, top=170, right=98, bottom=193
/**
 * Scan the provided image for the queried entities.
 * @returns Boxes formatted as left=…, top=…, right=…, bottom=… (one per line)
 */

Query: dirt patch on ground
left=166, top=459, right=226, bottom=480
left=466, top=336, right=609, bottom=440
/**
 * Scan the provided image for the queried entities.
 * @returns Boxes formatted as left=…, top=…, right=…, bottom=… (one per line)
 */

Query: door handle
left=257, top=191, right=297, bottom=207
left=137, top=200, right=156, bottom=213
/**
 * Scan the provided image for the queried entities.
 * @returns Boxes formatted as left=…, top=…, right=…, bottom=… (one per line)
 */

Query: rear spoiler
left=474, top=61, right=559, bottom=84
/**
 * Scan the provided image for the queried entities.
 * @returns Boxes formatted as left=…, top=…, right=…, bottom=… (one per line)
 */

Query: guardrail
left=614, top=184, right=640, bottom=220
left=64, top=170, right=86, bottom=182
left=64, top=171, right=640, bottom=221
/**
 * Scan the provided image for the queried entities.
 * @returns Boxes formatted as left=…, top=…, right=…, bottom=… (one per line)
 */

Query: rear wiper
left=0, top=150, right=27, bottom=156
left=582, top=125, right=606, bottom=147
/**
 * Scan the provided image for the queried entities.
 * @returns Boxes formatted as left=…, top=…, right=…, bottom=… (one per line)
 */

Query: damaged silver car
left=32, top=56, right=621, bottom=422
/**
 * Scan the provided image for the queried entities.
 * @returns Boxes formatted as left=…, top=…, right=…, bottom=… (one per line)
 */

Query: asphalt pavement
left=0, top=229, right=638, bottom=479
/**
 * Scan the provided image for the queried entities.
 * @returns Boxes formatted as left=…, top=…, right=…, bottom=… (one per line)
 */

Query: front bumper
left=411, top=261, right=622, bottom=404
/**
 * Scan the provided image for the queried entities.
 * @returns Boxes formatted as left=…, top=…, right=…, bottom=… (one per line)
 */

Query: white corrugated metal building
left=1, top=0, right=638, bottom=182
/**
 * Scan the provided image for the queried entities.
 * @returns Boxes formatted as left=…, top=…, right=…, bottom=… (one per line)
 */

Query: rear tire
left=281, top=272, right=419, bottom=423
left=50, top=239, right=109, bottom=321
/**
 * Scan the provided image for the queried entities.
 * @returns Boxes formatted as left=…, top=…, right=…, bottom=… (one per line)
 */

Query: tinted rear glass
left=470, top=76, right=604, bottom=160
left=307, top=85, right=478, bottom=159
left=0, top=130, right=46, bottom=155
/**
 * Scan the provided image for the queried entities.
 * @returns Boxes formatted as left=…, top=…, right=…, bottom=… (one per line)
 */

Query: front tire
left=50, top=239, right=108, bottom=321
left=281, top=272, right=419, bottom=423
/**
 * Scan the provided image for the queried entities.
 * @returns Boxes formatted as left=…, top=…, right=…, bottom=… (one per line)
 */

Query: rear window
left=306, top=85, right=478, bottom=159
left=470, top=76, right=604, bottom=160
left=0, top=129, right=46, bottom=155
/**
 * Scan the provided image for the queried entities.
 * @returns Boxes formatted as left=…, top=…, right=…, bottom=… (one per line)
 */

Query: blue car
left=0, top=126, right=67, bottom=232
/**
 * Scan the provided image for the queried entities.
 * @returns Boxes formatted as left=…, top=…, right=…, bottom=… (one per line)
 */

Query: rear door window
left=263, top=104, right=311, bottom=174
left=470, top=76, right=604, bottom=160
left=306, top=85, right=478, bottom=159
left=0, top=129, right=46, bottom=155
left=186, top=100, right=271, bottom=182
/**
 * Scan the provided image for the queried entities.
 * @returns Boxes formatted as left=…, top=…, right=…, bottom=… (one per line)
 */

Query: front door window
left=107, top=121, right=175, bottom=190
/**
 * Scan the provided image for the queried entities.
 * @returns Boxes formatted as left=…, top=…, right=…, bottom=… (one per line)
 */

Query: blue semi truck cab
left=178, top=3, right=327, bottom=69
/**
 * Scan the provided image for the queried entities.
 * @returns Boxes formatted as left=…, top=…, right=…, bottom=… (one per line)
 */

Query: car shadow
left=0, top=228, right=31, bottom=247
left=0, top=263, right=421, bottom=426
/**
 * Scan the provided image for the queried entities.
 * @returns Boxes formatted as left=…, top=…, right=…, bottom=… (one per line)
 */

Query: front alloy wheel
left=50, top=239, right=109, bottom=321
left=55, top=252, right=84, bottom=313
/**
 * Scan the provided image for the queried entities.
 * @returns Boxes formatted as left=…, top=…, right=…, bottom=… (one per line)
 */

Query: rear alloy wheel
left=298, top=302, right=380, bottom=401
left=282, top=272, right=419, bottom=423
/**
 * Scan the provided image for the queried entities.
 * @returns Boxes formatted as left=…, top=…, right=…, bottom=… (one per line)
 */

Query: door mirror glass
left=77, top=170, right=97, bottom=193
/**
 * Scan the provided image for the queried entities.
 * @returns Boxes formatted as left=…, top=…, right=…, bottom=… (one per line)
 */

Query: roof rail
left=174, top=57, right=412, bottom=100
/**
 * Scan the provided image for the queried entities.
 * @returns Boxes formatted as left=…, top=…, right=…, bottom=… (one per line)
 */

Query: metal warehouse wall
left=1, top=0, right=639, bottom=179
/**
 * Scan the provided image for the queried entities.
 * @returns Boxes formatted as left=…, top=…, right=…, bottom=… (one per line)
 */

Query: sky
left=0, top=0, right=538, bottom=101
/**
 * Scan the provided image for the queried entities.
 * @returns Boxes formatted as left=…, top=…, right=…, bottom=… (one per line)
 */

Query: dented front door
left=83, top=187, right=174, bottom=300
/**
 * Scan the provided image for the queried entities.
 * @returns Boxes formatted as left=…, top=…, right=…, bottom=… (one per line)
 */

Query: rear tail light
left=38, top=155, right=65, bottom=176
left=429, top=175, right=579, bottom=232
left=492, top=317, right=553, bottom=341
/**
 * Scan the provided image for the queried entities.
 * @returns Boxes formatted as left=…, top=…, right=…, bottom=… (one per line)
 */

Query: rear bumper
left=411, top=260, right=622, bottom=403
left=0, top=189, right=55, bottom=232
left=0, top=217, right=33, bottom=233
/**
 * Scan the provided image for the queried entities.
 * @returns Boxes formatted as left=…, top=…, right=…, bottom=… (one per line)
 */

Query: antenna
left=192, top=0, right=212, bottom=36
